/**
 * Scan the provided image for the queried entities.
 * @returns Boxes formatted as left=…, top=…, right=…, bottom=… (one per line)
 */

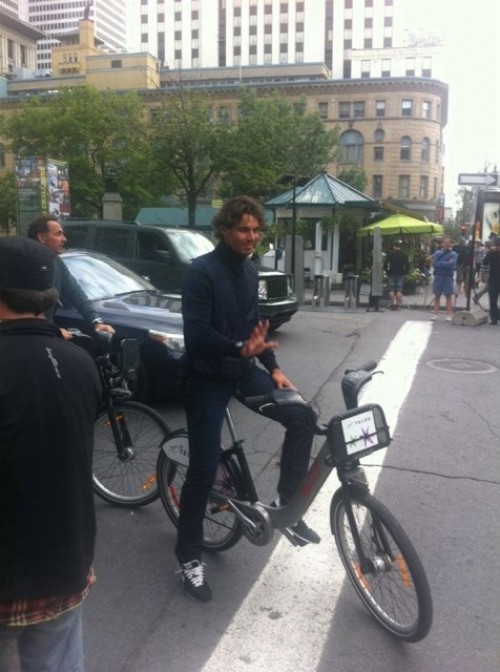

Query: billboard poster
left=15, top=156, right=70, bottom=234
left=47, top=158, right=70, bottom=218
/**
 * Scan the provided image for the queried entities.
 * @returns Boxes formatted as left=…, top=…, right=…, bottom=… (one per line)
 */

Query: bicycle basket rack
left=327, top=403, right=391, bottom=464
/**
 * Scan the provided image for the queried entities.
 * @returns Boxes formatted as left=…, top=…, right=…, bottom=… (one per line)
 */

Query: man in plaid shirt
left=0, top=238, right=101, bottom=672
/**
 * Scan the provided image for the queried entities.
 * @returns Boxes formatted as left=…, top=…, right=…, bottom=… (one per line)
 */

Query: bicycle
left=72, top=330, right=171, bottom=507
left=157, top=361, right=433, bottom=642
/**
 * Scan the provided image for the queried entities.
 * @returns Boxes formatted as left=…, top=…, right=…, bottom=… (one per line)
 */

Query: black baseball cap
left=0, top=237, right=55, bottom=290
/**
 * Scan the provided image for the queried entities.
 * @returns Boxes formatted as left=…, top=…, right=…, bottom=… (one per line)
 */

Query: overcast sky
left=400, top=0, right=500, bottom=207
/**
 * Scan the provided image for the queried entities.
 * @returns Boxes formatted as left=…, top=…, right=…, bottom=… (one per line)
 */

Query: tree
left=455, top=187, right=475, bottom=226
left=0, top=171, right=16, bottom=233
left=149, top=88, right=232, bottom=228
left=219, top=90, right=339, bottom=200
left=1, top=87, right=157, bottom=219
left=337, top=165, right=368, bottom=193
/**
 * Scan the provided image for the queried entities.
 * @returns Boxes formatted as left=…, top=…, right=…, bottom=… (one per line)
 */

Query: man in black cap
left=0, top=237, right=101, bottom=672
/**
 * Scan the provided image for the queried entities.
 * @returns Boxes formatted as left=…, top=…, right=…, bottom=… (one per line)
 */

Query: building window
left=318, top=102, right=328, bottom=119
left=264, top=44, right=272, bottom=53
left=375, top=100, right=386, bottom=117
left=344, top=18, right=352, bottom=28
left=381, top=59, right=391, bottom=77
left=364, top=38, right=373, bottom=48
left=233, top=46, right=241, bottom=56
left=373, top=175, right=383, bottom=199
left=374, top=147, right=384, bottom=161
left=400, top=136, right=412, bottom=161
left=374, top=129, right=385, bottom=142
left=361, top=60, right=370, bottom=78
left=7, top=40, right=14, bottom=59
left=344, top=39, right=352, bottom=49
left=421, top=137, right=430, bottom=162
left=365, top=0, right=373, bottom=5
left=422, top=57, right=432, bottom=77
left=436, top=140, right=440, bottom=164
left=218, top=107, right=230, bottom=123
left=141, top=15, right=148, bottom=23
left=339, top=102, right=350, bottom=118
left=420, top=176, right=429, bottom=200
left=422, top=100, right=432, bottom=119
left=353, top=101, right=365, bottom=118
left=20, top=45, right=27, bottom=67
left=405, top=58, right=415, bottom=76
left=249, top=45, right=257, bottom=55
left=364, top=18, right=373, bottom=27
left=383, top=37, right=392, bottom=48
left=398, top=175, right=410, bottom=199
left=384, top=16, right=392, bottom=26
left=401, top=100, right=413, bottom=117
left=111, top=60, right=122, bottom=68
left=142, top=34, right=149, bottom=43
left=339, top=130, right=364, bottom=164
left=174, top=11, right=181, bottom=20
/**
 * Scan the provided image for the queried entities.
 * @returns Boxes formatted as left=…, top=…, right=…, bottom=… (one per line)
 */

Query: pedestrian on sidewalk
left=0, top=238, right=101, bottom=672
left=383, top=240, right=410, bottom=310
left=481, top=237, right=500, bottom=325
left=431, top=236, right=458, bottom=321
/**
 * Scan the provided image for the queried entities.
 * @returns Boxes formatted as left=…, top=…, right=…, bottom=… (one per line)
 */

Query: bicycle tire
left=157, top=433, right=244, bottom=552
left=330, top=489, right=433, bottom=642
left=93, top=401, right=170, bottom=507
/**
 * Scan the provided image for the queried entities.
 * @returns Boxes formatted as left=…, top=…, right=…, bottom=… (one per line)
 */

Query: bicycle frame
left=210, top=407, right=371, bottom=544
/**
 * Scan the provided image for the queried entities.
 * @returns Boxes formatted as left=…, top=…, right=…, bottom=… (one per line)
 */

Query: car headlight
left=258, top=279, right=268, bottom=300
left=148, top=329, right=185, bottom=356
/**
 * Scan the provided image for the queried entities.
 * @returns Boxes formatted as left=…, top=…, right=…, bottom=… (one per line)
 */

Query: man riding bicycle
left=175, top=195, right=319, bottom=602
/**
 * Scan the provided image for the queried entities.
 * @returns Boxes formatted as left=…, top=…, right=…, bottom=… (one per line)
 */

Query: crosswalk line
left=201, top=321, right=432, bottom=672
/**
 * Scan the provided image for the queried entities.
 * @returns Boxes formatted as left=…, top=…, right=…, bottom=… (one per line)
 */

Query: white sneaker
left=430, top=315, right=438, bottom=321
left=446, top=316, right=452, bottom=322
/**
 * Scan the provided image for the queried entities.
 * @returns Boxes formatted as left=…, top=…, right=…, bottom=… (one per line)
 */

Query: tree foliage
left=149, top=88, right=232, bottom=227
left=1, top=87, right=155, bottom=219
left=337, top=165, right=368, bottom=193
left=0, top=171, right=16, bottom=233
left=219, top=90, right=339, bottom=199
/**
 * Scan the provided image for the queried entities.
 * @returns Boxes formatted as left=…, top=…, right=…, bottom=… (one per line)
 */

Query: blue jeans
left=0, top=605, right=84, bottom=672
left=175, top=364, right=314, bottom=563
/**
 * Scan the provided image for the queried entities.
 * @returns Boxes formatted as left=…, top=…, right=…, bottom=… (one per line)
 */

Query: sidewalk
left=299, top=281, right=489, bottom=315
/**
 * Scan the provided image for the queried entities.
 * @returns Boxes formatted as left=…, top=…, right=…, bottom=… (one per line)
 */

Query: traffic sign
left=458, top=172, right=498, bottom=187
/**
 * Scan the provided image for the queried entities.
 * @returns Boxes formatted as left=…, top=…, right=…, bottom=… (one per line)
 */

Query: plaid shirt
left=0, top=570, right=95, bottom=627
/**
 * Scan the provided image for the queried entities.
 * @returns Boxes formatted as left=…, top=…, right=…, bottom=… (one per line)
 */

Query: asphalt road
left=83, top=305, right=500, bottom=672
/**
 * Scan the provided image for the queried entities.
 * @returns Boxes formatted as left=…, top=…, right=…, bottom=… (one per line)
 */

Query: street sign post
left=458, top=173, right=498, bottom=187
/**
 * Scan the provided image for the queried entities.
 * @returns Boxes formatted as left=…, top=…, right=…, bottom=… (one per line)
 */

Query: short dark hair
left=212, top=196, right=265, bottom=238
left=27, top=215, right=59, bottom=241
left=0, top=287, right=58, bottom=315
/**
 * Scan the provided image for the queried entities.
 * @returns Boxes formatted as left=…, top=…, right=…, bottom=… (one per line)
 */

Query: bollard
left=344, top=274, right=359, bottom=309
left=313, top=274, right=331, bottom=308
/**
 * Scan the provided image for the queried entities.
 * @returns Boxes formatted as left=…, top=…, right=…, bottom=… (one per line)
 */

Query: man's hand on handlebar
left=94, top=323, right=115, bottom=335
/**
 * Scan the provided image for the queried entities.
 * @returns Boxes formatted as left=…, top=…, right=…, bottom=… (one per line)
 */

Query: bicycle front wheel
left=331, top=489, right=433, bottom=642
left=157, top=434, right=244, bottom=552
left=93, top=401, right=170, bottom=507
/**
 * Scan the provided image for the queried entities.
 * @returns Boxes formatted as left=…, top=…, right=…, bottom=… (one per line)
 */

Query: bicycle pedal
left=281, top=527, right=307, bottom=547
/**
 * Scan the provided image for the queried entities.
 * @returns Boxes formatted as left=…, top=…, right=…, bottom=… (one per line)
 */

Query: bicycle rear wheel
left=157, top=432, right=244, bottom=552
left=93, top=401, right=170, bottom=507
left=330, top=489, right=433, bottom=642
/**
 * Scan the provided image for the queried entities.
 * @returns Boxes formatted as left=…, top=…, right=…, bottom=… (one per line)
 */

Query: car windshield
left=166, top=228, right=214, bottom=263
left=63, top=253, right=155, bottom=301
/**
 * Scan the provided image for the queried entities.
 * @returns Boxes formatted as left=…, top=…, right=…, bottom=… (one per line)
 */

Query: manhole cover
left=426, top=359, right=497, bottom=374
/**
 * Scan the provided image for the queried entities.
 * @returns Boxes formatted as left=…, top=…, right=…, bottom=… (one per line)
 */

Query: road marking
left=201, top=321, right=432, bottom=672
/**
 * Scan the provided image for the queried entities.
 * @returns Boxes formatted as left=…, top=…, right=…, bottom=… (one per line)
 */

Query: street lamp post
left=277, top=173, right=310, bottom=290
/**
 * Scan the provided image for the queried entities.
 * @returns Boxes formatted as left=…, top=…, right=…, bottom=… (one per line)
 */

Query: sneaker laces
left=177, top=561, right=207, bottom=588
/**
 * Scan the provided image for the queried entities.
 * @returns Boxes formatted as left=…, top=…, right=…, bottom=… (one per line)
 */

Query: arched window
left=374, top=129, right=385, bottom=142
left=339, top=130, right=364, bottom=164
left=421, top=137, right=430, bottom=162
left=400, top=136, right=411, bottom=161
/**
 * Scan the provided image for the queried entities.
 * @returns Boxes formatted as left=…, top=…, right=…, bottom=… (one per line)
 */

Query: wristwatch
left=92, top=318, right=104, bottom=325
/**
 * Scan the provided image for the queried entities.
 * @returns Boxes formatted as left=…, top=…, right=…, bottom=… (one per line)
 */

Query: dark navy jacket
left=181, top=241, right=278, bottom=380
